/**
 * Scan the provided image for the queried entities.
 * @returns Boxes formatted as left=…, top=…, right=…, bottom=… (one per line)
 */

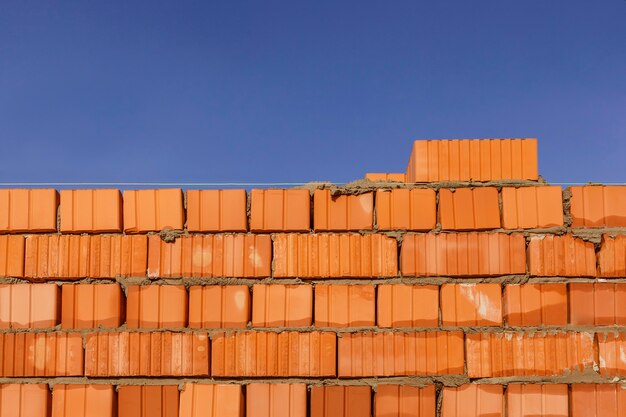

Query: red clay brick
left=337, top=331, right=464, bottom=377
left=401, top=232, right=526, bottom=277
left=406, top=138, right=538, bottom=182
left=377, top=284, right=439, bottom=328
left=252, top=284, right=312, bottom=327
left=315, top=284, right=375, bottom=327
left=85, top=331, right=209, bottom=376
left=374, top=385, right=436, bottom=417
left=598, top=234, right=626, bottom=277
left=250, top=189, right=310, bottom=231
left=570, top=185, right=626, bottom=227
left=465, top=331, right=595, bottom=378
left=504, top=283, right=567, bottom=326
left=211, top=331, right=336, bottom=377
left=0, top=332, right=83, bottom=376
left=147, top=234, right=271, bottom=278
left=0, top=283, right=60, bottom=329
left=60, top=189, right=122, bottom=233
left=123, top=188, right=184, bottom=232
left=439, top=187, right=500, bottom=230
left=0, top=188, right=58, bottom=232
left=502, top=186, right=564, bottom=229
left=179, top=384, right=243, bottom=417
left=313, top=189, right=373, bottom=231
left=365, top=173, right=406, bottom=182
left=375, top=189, right=436, bottom=231
left=61, top=283, right=124, bottom=329
left=189, top=285, right=250, bottom=328
left=570, top=283, right=626, bottom=326
left=571, top=384, right=626, bottom=417
left=118, top=385, right=179, bottom=417
left=0, top=235, right=25, bottom=277
left=528, top=234, right=596, bottom=277
left=310, top=386, right=371, bottom=417
left=441, top=283, right=502, bottom=326
left=52, top=385, right=115, bottom=417
left=441, top=384, right=503, bottom=417
left=597, top=332, right=626, bottom=377
left=0, top=384, right=50, bottom=417
left=273, top=233, right=398, bottom=278
left=246, top=383, right=307, bottom=417
left=507, top=384, right=568, bottom=417
left=126, top=285, right=187, bottom=328
left=186, top=189, right=247, bottom=232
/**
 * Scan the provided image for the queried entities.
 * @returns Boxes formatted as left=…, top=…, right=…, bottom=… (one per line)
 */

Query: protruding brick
left=118, top=385, right=179, bottom=417
left=504, top=283, right=567, bottom=326
left=439, top=188, right=500, bottom=230
left=61, top=284, right=124, bottom=329
left=85, top=331, right=209, bottom=376
left=375, top=189, right=436, bottom=231
left=52, top=385, right=115, bottom=417
left=60, top=189, right=122, bottom=233
left=186, top=189, right=247, bottom=232
left=179, top=384, right=243, bottom=417
left=502, top=186, right=564, bottom=229
left=401, top=232, right=526, bottom=277
left=0, top=384, right=51, bottom=417
left=570, top=185, right=626, bottom=227
left=571, top=384, right=626, bottom=417
left=313, top=189, right=373, bottom=231
left=377, top=284, right=439, bottom=328
left=441, top=384, right=503, bottom=417
left=211, top=331, right=336, bottom=377
left=123, top=188, right=184, bottom=233
left=528, top=234, right=596, bottom=277
left=0, top=283, right=60, bottom=329
left=315, top=284, right=375, bottom=327
left=311, top=386, right=371, bottom=417
left=247, top=383, right=307, bottom=417
left=252, top=284, right=312, bottom=327
left=375, top=385, right=436, bottom=417
left=597, top=332, right=626, bottom=377
left=441, top=283, right=502, bottom=326
left=338, top=331, right=464, bottom=377
left=126, top=285, right=187, bottom=328
left=365, top=173, right=406, bottom=182
left=273, top=233, right=397, bottom=278
left=189, top=285, right=250, bottom=328
left=507, top=384, right=568, bottom=417
left=569, top=283, right=626, bottom=326
left=250, top=189, right=310, bottom=232
left=598, top=234, right=626, bottom=277
left=0, top=235, right=25, bottom=277
left=0, top=188, right=58, bottom=232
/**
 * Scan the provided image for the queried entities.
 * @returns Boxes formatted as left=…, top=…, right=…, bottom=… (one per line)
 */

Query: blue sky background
left=1, top=1, right=625, bottom=186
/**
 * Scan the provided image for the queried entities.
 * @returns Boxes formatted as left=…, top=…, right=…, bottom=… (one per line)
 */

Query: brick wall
left=1, top=138, right=625, bottom=416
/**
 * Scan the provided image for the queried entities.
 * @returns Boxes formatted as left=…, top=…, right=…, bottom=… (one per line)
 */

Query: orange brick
left=401, top=232, right=526, bottom=277
left=189, top=285, right=250, bottom=328
left=504, top=283, right=567, bottom=326
left=507, top=384, right=568, bottom=417
left=377, top=284, right=438, bottom=328
left=61, top=283, right=124, bottom=329
left=85, top=331, right=209, bottom=376
left=570, top=185, right=626, bottom=227
left=273, top=233, right=398, bottom=278
left=0, top=235, right=25, bottom=277
left=118, top=385, right=179, bottom=417
left=0, top=384, right=50, bottom=417
left=211, top=331, right=336, bottom=377
left=315, top=284, right=375, bottom=327
left=465, top=331, right=595, bottom=378
left=186, top=189, right=247, bottom=232
left=311, top=386, right=371, bottom=417
left=439, top=188, right=500, bottom=230
left=52, top=385, right=115, bottom=417
left=501, top=186, right=564, bottom=229
left=247, top=384, right=307, bottom=417
left=250, top=189, right=310, bottom=231
left=60, top=189, right=122, bottom=233
left=252, top=284, right=312, bottom=327
left=147, top=234, right=271, bottom=278
left=0, top=332, right=83, bottom=376
left=597, top=332, right=626, bottom=377
left=571, top=384, right=626, bottom=417
left=441, top=283, right=502, bottom=326
left=528, top=234, right=596, bottom=277
left=123, top=188, right=184, bottom=232
left=598, top=234, right=626, bottom=277
left=365, top=173, right=406, bottom=182
left=126, top=285, right=187, bottom=328
left=0, top=188, right=58, bottom=232
left=569, top=283, right=626, bottom=326
left=337, top=331, right=464, bottom=377
left=179, top=384, right=243, bottom=417
left=441, top=384, right=503, bottom=417
left=0, top=283, right=60, bottom=329
left=375, top=385, right=436, bottom=417
left=313, top=189, right=373, bottom=231
left=375, top=189, right=436, bottom=230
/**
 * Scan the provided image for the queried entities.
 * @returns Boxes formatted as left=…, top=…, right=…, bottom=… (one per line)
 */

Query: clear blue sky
left=1, top=1, right=624, bottom=185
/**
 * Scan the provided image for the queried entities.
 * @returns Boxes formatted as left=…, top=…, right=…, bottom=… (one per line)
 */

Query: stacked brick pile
left=1, top=138, right=625, bottom=416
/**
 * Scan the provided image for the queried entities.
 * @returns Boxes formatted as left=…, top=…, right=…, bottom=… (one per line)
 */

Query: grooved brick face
left=179, top=384, right=244, bottom=417
left=313, top=189, right=373, bottom=231
left=569, top=283, right=626, bottom=326
left=252, top=284, right=312, bottom=327
left=571, top=384, right=626, bottom=417
left=186, top=189, right=248, bottom=232
left=0, top=188, right=58, bottom=232
left=314, top=284, right=375, bottom=327
left=310, top=386, right=371, bottom=417
left=246, top=383, right=307, bottom=417
left=570, top=185, right=626, bottom=227
left=123, top=188, right=184, bottom=232
left=501, top=186, right=564, bottom=229
left=0, top=235, right=25, bottom=277
left=118, top=385, right=179, bottom=417
left=440, top=283, right=502, bottom=326
left=597, top=332, right=626, bottom=377
left=506, top=384, right=568, bottom=417
left=438, top=187, right=500, bottom=230
left=374, top=385, right=436, bottom=417
left=598, top=234, right=626, bottom=277
left=504, top=283, right=567, bottom=326
left=250, top=189, right=310, bottom=232
left=441, top=384, right=503, bottom=417
left=61, top=283, right=124, bottom=329
left=375, top=189, right=436, bottom=231
left=60, top=189, right=122, bottom=233
left=0, top=283, right=60, bottom=329
left=377, top=284, right=439, bottom=328
left=52, top=385, right=115, bottom=417
left=0, top=384, right=50, bottom=417
left=189, top=285, right=250, bottom=328
left=126, top=285, right=187, bottom=328
left=527, top=234, right=596, bottom=277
